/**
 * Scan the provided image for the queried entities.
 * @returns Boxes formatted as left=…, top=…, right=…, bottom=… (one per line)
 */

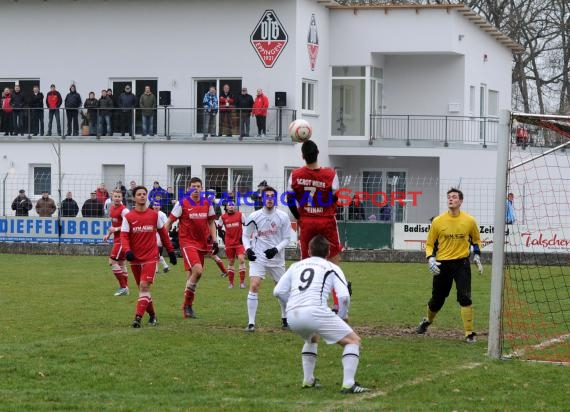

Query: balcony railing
left=369, top=114, right=499, bottom=147
left=1, top=107, right=297, bottom=142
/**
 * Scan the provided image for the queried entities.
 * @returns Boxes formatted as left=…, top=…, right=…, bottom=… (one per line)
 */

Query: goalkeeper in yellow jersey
left=416, top=188, right=484, bottom=343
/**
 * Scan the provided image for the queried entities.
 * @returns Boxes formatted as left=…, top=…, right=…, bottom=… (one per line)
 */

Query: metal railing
left=369, top=114, right=499, bottom=147
left=0, top=107, right=297, bottom=142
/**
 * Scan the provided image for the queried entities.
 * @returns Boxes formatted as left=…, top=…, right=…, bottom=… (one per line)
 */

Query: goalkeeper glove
left=264, top=247, right=278, bottom=259
left=125, top=251, right=135, bottom=262
left=168, top=251, right=178, bottom=265
left=473, top=254, right=484, bottom=275
left=212, top=242, right=219, bottom=255
left=246, top=248, right=257, bottom=261
left=427, top=257, right=441, bottom=275
left=347, top=281, right=352, bottom=296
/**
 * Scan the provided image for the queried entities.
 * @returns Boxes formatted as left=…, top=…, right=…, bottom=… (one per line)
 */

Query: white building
left=0, top=0, right=521, bottom=225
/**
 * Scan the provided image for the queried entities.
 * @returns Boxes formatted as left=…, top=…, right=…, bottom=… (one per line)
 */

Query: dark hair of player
left=132, top=185, right=148, bottom=196
left=262, top=186, right=277, bottom=196
left=447, top=187, right=463, bottom=200
left=301, top=140, right=319, bottom=164
left=189, top=177, right=202, bottom=186
left=309, top=235, right=330, bottom=258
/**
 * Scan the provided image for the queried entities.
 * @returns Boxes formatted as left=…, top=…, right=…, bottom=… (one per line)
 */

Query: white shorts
left=248, top=262, right=285, bottom=283
left=287, top=306, right=353, bottom=344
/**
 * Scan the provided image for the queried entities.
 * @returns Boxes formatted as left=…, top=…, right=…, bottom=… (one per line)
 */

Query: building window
left=33, top=165, right=51, bottom=195
left=205, top=167, right=253, bottom=198
left=331, top=66, right=366, bottom=136
left=469, top=86, right=476, bottom=114
left=488, top=90, right=499, bottom=117
left=170, top=166, right=192, bottom=199
left=302, top=79, right=317, bottom=113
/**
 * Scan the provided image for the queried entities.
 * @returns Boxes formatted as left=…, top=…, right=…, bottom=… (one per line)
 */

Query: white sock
left=342, top=344, right=360, bottom=388
left=247, top=292, right=258, bottom=325
left=277, top=295, right=288, bottom=318
left=302, top=342, right=318, bottom=384
left=159, top=255, right=168, bottom=268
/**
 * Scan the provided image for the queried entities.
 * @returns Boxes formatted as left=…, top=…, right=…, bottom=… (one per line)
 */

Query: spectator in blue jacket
left=202, top=86, right=218, bottom=139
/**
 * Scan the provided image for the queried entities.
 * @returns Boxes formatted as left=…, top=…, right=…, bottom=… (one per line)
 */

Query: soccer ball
left=289, top=119, right=312, bottom=143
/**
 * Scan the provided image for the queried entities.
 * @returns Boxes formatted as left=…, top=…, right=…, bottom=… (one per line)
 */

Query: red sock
left=184, top=288, right=195, bottom=306
left=215, top=257, right=227, bottom=274
left=113, top=269, right=124, bottom=287
left=239, top=268, right=246, bottom=283
left=146, top=299, right=155, bottom=316
left=136, top=295, right=151, bottom=317
left=228, top=268, right=235, bottom=284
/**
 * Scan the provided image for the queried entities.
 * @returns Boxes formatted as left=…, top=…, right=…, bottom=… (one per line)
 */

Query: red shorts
left=110, top=241, right=125, bottom=261
left=130, top=261, right=156, bottom=286
left=225, top=245, right=245, bottom=260
left=181, top=246, right=207, bottom=271
left=299, top=217, right=343, bottom=259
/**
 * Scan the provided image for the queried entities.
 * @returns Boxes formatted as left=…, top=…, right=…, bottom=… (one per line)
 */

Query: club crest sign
left=250, top=10, right=288, bottom=68
left=307, top=14, right=319, bottom=70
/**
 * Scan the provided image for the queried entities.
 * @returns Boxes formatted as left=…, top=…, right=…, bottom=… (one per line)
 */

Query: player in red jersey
left=165, top=177, right=218, bottom=318
left=121, top=186, right=177, bottom=328
left=219, top=202, right=246, bottom=289
left=103, top=189, right=130, bottom=296
left=287, top=140, right=345, bottom=310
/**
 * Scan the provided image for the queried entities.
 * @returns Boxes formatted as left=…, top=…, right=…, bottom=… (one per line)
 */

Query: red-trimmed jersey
left=170, top=197, right=215, bottom=251
left=288, top=166, right=339, bottom=218
left=220, top=211, right=244, bottom=248
left=121, top=208, right=173, bottom=263
left=109, top=204, right=129, bottom=243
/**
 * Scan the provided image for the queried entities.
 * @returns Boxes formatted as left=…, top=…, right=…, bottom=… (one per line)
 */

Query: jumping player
left=121, top=186, right=177, bottom=328
left=165, top=177, right=218, bottom=319
left=219, top=202, right=246, bottom=289
left=287, top=140, right=344, bottom=310
left=103, top=189, right=130, bottom=296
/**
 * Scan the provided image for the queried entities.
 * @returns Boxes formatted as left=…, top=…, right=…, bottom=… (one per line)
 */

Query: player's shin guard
left=136, top=292, right=151, bottom=317
left=302, top=343, right=318, bottom=385
left=227, top=268, right=235, bottom=285
left=239, top=263, right=246, bottom=283
left=247, top=292, right=258, bottom=325
left=460, top=305, right=474, bottom=336
left=184, top=282, right=196, bottom=306
left=342, top=344, right=360, bottom=388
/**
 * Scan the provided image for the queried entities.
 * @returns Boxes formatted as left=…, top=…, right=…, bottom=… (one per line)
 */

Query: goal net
left=498, top=112, right=570, bottom=364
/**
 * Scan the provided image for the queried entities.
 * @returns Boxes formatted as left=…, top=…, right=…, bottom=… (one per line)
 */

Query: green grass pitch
left=0, top=254, right=568, bottom=411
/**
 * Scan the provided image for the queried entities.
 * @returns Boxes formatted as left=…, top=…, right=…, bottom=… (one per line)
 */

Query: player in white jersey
left=273, top=235, right=370, bottom=394
left=242, top=186, right=291, bottom=332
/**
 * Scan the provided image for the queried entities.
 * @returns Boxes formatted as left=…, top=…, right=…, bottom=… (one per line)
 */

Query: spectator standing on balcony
left=36, top=191, right=56, bottom=217
left=119, top=85, right=136, bottom=137
left=83, top=92, right=99, bottom=136
left=98, top=90, right=113, bottom=136
left=252, top=88, right=269, bottom=138
left=28, top=85, right=44, bottom=136
left=202, top=86, right=218, bottom=139
left=60, top=191, right=79, bottom=217
left=140, top=85, right=156, bottom=137
left=45, top=84, right=62, bottom=136
left=10, top=84, right=26, bottom=136
left=219, top=84, right=235, bottom=137
left=235, top=87, right=254, bottom=140
left=64, top=85, right=82, bottom=136
left=11, top=189, right=33, bottom=216
left=82, top=192, right=104, bottom=218
left=107, top=88, right=119, bottom=135
left=1, top=88, right=14, bottom=136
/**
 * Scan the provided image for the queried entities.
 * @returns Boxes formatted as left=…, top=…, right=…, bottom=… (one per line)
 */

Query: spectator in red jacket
left=1, top=88, right=14, bottom=136
left=252, top=88, right=269, bottom=137
left=45, top=84, right=62, bottom=136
